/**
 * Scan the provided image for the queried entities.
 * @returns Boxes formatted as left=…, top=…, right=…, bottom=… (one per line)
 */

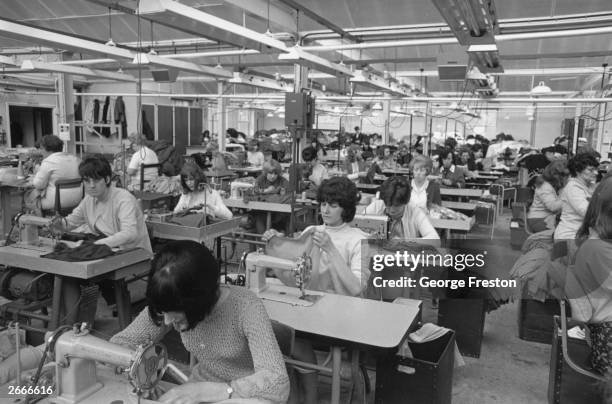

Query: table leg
left=331, top=346, right=342, bottom=404
left=114, top=279, right=131, bottom=328
left=350, top=349, right=365, bottom=404
left=50, top=276, right=63, bottom=329
left=266, top=212, right=272, bottom=230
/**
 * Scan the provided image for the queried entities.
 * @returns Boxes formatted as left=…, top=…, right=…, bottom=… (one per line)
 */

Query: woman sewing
left=173, top=162, right=232, bottom=220
left=0, top=241, right=290, bottom=404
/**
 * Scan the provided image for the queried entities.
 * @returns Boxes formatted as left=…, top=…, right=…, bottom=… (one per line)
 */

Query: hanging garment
left=93, top=99, right=100, bottom=135
left=101, top=96, right=111, bottom=137
left=114, top=96, right=126, bottom=138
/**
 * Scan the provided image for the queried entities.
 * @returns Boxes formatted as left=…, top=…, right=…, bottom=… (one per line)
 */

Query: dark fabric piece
left=169, top=212, right=211, bottom=227
left=363, top=162, right=382, bottom=184
left=114, top=96, right=126, bottom=138
left=93, top=99, right=100, bottom=135
left=518, top=154, right=550, bottom=173
left=142, top=110, right=154, bottom=140
left=41, top=241, right=114, bottom=262
left=588, top=322, right=612, bottom=375
left=101, top=96, right=111, bottom=137
left=144, top=140, right=184, bottom=176
left=427, top=181, right=442, bottom=207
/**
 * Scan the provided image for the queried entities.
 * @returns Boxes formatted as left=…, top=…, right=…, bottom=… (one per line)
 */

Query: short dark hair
left=567, top=153, right=599, bottom=177
left=438, top=148, right=454, bottom=161
left=317, top=177, right=360, bottom=223
left=302, top=146, right=317, bottom=162
left=41, top=135, right=64, bottom=153
left=147, top=240, right=220, bottom=331
left=79, top=155, right=112, bottom=183
left=379, top=176, right=411, bottom=207
left=537, top=160, right=569, bottom=191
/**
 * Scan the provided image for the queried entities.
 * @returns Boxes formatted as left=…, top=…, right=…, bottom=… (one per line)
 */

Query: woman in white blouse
left=174, top=162, right=232, bottom=220
left=408, top=155, right=442, bottom=210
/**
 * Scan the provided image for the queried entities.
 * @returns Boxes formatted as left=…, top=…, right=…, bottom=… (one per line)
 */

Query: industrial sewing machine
left=12, top=324, right=169, bottom=404
left=11, top=213, right=58, bottom=250
left=350, top=214, right=389, bottom=239
left=242, top=249, right=322, bottom=306
left=230, top=181, right=254, bottom=199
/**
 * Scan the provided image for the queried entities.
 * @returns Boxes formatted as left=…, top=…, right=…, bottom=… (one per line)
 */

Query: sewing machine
left=230, top=181, right=254, bottom=198
left=46, top=324, right=167, bottom=404
left=243, top=249, right=322, bottom=306
left=12, top=213, right=56, bottom=247
left=351, top=214, right=389, bottom=239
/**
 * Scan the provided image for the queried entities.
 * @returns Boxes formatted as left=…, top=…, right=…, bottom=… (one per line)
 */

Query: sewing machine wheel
left=129, top=343, right=168, bottom=392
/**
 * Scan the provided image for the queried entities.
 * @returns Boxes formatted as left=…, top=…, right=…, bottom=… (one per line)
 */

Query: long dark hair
left=146, top=240, right=220, bottom=331
left=535, top=160, right=569, bottom=192
left=576, top=177, right=612, bottom=245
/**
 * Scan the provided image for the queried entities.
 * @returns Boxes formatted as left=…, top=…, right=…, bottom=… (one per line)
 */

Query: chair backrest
left=489, top=183, right=503, bottom=196
left=139, top=162, right=162, bottom=192
left=54, top=178, right=84, bottom=215
left=557, top=300, right=606, bottom=382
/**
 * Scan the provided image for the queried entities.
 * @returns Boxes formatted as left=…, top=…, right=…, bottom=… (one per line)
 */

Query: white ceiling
left=0, top=0, right=611, bottom=98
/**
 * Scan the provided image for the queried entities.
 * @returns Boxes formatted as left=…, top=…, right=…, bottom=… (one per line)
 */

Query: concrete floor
left=92, top=208, right=555, bottom=404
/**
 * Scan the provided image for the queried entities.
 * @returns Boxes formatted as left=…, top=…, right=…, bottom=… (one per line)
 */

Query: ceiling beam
left=21, top=59, right=138, bottom=82
left=350, top=69, right=412, bottom=96
left=138, top=0, right=288, bottom=53
left=132, top=53, right=233, bottom=79
left=275, top=0, right=360, bottom=43
left=223, top=0, right=297, bottom=35
left=229, top=72, right=293, bottom=92
left=0, top=55, right=18, bottom=66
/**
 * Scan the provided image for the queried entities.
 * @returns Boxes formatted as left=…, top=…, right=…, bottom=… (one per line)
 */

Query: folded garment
left=41, top=241, right=115, bottom=262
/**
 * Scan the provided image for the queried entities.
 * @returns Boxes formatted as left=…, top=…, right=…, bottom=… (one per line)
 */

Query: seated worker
left=174, top=162, right=232, bottom=220
left=527, top=160, right=568, bottom=232
left=438, top=148, right=466, bottom=188
left=253, top=160, right=290, bottom=234
left=342, top=145, right=366, bottom=180
left=302, top=146, right=329, bottom=189
left=364, top=176, right=440, bottom=246
left=51, top=155, right=152, bottom=323
left=408, top=155, right=442, bottom=210
left=246, top=140, right=265, bottom=167
left=126, top=132, right=159, bottom=191
left=263, top=177, right=368, bottom=404
left=0, top=240, right=290, bottom=404
left=567, top=177, right=612, bottom=376
left=25, top=134, right=81, bottom=215
left=396, top=144, right=411, bottom=167
left=374, top=146, right=399, bottom=170
left=554, top=153, right=599, bottom=241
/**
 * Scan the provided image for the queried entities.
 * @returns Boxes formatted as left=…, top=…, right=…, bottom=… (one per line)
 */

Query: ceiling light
left=148, top=48, right=158, bottom=56
left=105, top=38, right=116, bottom=47
left=431, top=0, right=499, bottom=46
left=266, top=111, right=274, bottom=117
left=278, top=113, right=285, bottom=118
left=372, top=102, right=383, bottom=111
left=530, top=81, right=552, bottom=96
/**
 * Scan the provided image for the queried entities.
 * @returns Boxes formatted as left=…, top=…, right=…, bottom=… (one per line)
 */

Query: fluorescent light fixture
left=0, top=55, right=18, bottom=66
left=431, top=0, right=499, bottom=46
left=266, top=111, right=274, bottom=117
left=21, top=59, right=137, bottom=82
left=372, top=102, right=383, bottom=111
left=278, top=46, right=353, bottom=77
left=229, top=72, right=293, bottom=92
left=468, top=44, right=503, bottom=73
left=350, top=69, right=413, bottom=96
left=530, top=81, right=552, bottom=96
left=132, top=53, right=232, bottom=79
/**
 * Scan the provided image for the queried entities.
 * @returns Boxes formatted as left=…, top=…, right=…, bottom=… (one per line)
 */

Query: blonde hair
left=409, top=155, right=433, bottom=173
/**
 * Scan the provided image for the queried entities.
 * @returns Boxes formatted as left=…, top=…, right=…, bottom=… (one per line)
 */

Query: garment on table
left=128, top=146, right=159, bottom=191
left=41, top=241, right=114, bottom=262
left=254, top=174, right=289, bottom=195
left=554, top=178, right=595, bottom=240
left=31, top=152, right=82, bottom=211
left=173, top=188, right=233, bottom=220
left=65, top=186, right=152, bottom=252
left=110, top=285, right=290, bottom=404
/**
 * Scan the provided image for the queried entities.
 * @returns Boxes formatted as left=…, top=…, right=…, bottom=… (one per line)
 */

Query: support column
left=382, top=97, right=391, bottom=144
left=529, top=107, right=537, bottom=146
left=217, top=81, right=226, bottom=152
left=572, top=105, right=581, bottom=155
left=596, top=102, right=608, bottom=156
left=56, top=73, right=75, bottom=154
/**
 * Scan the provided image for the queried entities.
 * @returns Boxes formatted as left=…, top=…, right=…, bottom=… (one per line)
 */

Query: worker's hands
left=313, top=230, right=334, bottom=253
left=262, top=229, right=284, bottom=242
left=441, top=179, right=453, bottom=186
left=159, top=382, right=230, bottom=404
left=48, top=216, right=66, bottom=236
left=263, top=185, right=276, bottom=194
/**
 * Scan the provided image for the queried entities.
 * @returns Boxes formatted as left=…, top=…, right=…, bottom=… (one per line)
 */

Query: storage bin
left=375, top=330, right=455, bottom=404
left=438, top=297, right=486, bottom=358
left=547, top=317, right=603, bottom=404
left=518, top=297, right=570, bottom=345
left=474, top=202, right=496, bottom=225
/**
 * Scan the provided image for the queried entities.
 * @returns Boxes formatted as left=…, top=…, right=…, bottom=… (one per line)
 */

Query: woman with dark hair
left=554, top=153, right=599, bottom=240
left=262, top=177, right=368, bottom=404
left=111, top=240, right=289, bottom=403
left=173, top=162, right=232, bottom=219
left=301, top=146, right=329, bottom=188
left=25, top=134, right=81, bottom=214
left=374, top=146, right=398, bottom=170
left=247, top=139, right=265, bottom=167
left=567, top=177, right=612, bottom=377
left=364, top=176, right=440, bottom=245
left=527, top=160, right=569, bottom=232
left=253, top=160, right=290, bottom=233
left=343, top=144, right=366, bottom=180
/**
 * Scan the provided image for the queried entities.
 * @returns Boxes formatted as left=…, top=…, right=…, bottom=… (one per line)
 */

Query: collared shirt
left=409, top=179, right=429, bottom=210
left=128, top=146, right=159, bottom=190
left=173, top=188, right=233, bottom=220
left=65, top=186, right=152, bottom=252
left=554, top=177, right=596, bottom=240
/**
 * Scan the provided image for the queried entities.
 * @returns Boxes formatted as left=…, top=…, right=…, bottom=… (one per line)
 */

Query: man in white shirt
left=126, top=132, right=159, bottom=191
